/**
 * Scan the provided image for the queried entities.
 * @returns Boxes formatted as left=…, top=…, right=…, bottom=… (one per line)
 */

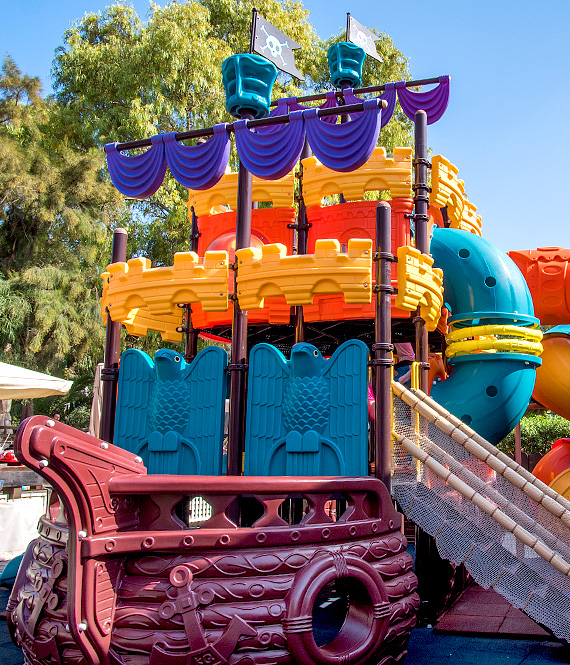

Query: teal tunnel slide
left=429, top=228, right=541, bottom=444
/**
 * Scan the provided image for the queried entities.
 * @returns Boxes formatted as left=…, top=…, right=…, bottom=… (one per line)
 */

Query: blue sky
left=2, top=0, right=569, bottom=252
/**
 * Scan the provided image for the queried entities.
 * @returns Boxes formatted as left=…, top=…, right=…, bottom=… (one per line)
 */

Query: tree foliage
left=52, top=0, right=412, bottom=264
left=0, top=55, right=123, bottom=376
left=498, top=411, right=570, bottom=456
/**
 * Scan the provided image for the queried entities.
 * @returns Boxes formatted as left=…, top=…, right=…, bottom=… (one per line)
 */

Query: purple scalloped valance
left=265, top=90, right=340, bottom=128
left=105, top=124, right=230, bottom=198
left=396, top=76, right=450, bottom=124
left=163, top=124, right=230, bottom=190
left=304, top=99, right=381, bottom=172
left=105, top=135, right=167, bottom=200
left=234, top=111, right=305, bottom=179
left=343, top=84, right=396, bottom=128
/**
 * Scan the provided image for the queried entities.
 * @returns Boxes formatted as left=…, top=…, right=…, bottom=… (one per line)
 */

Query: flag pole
left=346, top=13, right=350, bottom=42
left=250, top=8, right=258, bottom=54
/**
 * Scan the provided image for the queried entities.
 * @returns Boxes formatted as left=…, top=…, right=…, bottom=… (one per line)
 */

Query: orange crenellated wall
left=508, top=247, right=570, bottom=325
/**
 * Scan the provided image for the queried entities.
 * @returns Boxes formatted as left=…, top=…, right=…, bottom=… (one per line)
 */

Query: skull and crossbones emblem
left=355, top=30, right=369, bottom=48
left=260, top=25, right=288, bottom=65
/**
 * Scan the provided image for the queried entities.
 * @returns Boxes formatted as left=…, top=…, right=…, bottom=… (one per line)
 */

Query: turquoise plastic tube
left=429, top=228, right=541, bottom=443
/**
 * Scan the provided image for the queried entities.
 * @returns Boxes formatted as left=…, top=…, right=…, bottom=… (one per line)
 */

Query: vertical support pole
left=227, top=111, right=254, bottom=476
left=180, top=206, right=201, bottom=363
left=374, top=202, right=393, bottom=491
left=515, top=422, right=522, bottom=465
left=100, top=227, right=128, bottom=444
left=293, top=137, right=312, bottom=343
left=413, top=110, right=430, bottom=394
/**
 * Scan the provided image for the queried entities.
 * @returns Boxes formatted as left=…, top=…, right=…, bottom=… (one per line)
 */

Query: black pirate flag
left=252, top=12, right=305, bottom=81
left=347, top=14, right=383, bottom=63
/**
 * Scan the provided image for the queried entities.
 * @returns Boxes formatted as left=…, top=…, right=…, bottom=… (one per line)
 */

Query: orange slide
left=508, top=247, right=570, bottom=418
left=509, top=248, right=570, bottom=495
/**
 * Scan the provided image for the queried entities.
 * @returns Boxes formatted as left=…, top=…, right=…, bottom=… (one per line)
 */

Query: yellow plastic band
left=446, top=338, right=543, bottom=358
left=446, top=324, right=543, bottom=343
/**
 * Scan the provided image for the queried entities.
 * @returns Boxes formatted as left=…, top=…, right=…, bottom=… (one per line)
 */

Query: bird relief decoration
left=244, top=340, right=369, bottom=476
left=113, top=347, right=227, bottom=475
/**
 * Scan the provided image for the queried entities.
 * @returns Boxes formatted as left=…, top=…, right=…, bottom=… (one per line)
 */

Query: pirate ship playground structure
left=9, top=30, right=570, bottom=665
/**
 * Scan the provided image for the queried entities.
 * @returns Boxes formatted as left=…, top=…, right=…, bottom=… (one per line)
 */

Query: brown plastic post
left=413, top=110, right=430, bottom=394
left=374, top=202, right=393, bottom=491
left=100, top=227, right=128, bottom=444
left=227, top=111, right=254, bottom=476
left=293, top=137, right=312, bottom=343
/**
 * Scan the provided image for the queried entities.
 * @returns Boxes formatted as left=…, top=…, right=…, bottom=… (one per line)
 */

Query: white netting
left=392, top=387, right=570, bottom=641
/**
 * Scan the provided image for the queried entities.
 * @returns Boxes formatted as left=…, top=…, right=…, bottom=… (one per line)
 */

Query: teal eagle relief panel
left=113, top=347, right=227, bottom=474
left=245, top=340, right=369, bottom=476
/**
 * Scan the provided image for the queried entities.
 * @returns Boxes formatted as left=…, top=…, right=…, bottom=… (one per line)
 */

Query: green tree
left=52, top=0, right=413, bottom=265
left=0, top=55, right=124, bottom=377
left=499, top=411, right=570, bottom=456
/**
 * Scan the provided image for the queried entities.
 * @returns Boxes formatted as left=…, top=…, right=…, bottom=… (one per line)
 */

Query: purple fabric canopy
left=104, top=135, right=167, bottom=200
left=264, top=90, right=340, bottom=127
left=303, top=99, right=381, bottom=172
left=163, top=124, right=230, bottom=190
left=343, top=84, right=396, bottom=128
left=105, top=77, right=450, bottom=198
left=396, top=76, right=450, bottom=124
left=234, top=111, right=305, bottom=180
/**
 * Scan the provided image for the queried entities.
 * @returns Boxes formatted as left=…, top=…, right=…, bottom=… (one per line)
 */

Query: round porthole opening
left=312, top=577, right=371, bottom=651
left=458, top=248, right=470, bottom=258
left=486, top=385, right=498, bottom=397
left=485, top=276, right=497, bottom=287
left=461, top=414, right=472, bottom=425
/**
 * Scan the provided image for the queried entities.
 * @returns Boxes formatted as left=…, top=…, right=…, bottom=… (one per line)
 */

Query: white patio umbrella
left=0, top=362, right=73, bottom=399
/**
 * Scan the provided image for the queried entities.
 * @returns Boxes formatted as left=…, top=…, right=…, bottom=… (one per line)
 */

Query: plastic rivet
left=105, top=540, right=116, bottom=552
left=364, top=283, right=368, bottom=288
left=78, top=623, right=87, bottom=632
left=78, top=531, right=87, bottom=540
left=46, top=420, right=55, bottom=428
left=349, top=525, right=357, bottom=536
left=219, top=534, right=231, bottom=545
left=134, top=456, right=143, bottom=464
left=39, top=460, right=49, bottom=468
left=142, top=537, right=154, bottom=549
left=291, top=531, right=300, bottom=541
left=322, top=528, right=330, bottom=539
left=256, top=532, right=267, bottom=543
left=372, top=522, right=378, bottom=532
left=100, top=442, right=109, bottom=449
left=183, top=535, right=194, bottom=547
left=219, top=292, right=223, bottom=296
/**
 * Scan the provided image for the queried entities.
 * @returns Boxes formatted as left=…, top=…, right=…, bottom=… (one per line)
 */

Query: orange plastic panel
left=301, top=146, right=413, bottom=207
left=532, top=439, right=570, bottom=487
left=395, top=246, right=444, bottom=332
left=430, top=155, right=482, bottom=235
left=508, top=247, right=570, bottom=325
left=192, top=208, right=296, bottom=328
left=532, top=333, right=570, bottom=421
left=303, top=199, right=412, bottom=322
left=235, top=239, right=372, bottom=309
left=188, top=171, right=295, bottom=217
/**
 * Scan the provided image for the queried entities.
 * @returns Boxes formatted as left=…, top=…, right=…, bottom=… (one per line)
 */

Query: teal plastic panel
left=113, top=347, right=227, bottom=474
left=327, top=42, right=366, bottom=89
left=244, top=340, right=369, bottom=476
left=430, top=227, right=538, bottom=328
left=222, top=53, right=278, bottom=120
left=431, top=353, right=541, bottom=444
